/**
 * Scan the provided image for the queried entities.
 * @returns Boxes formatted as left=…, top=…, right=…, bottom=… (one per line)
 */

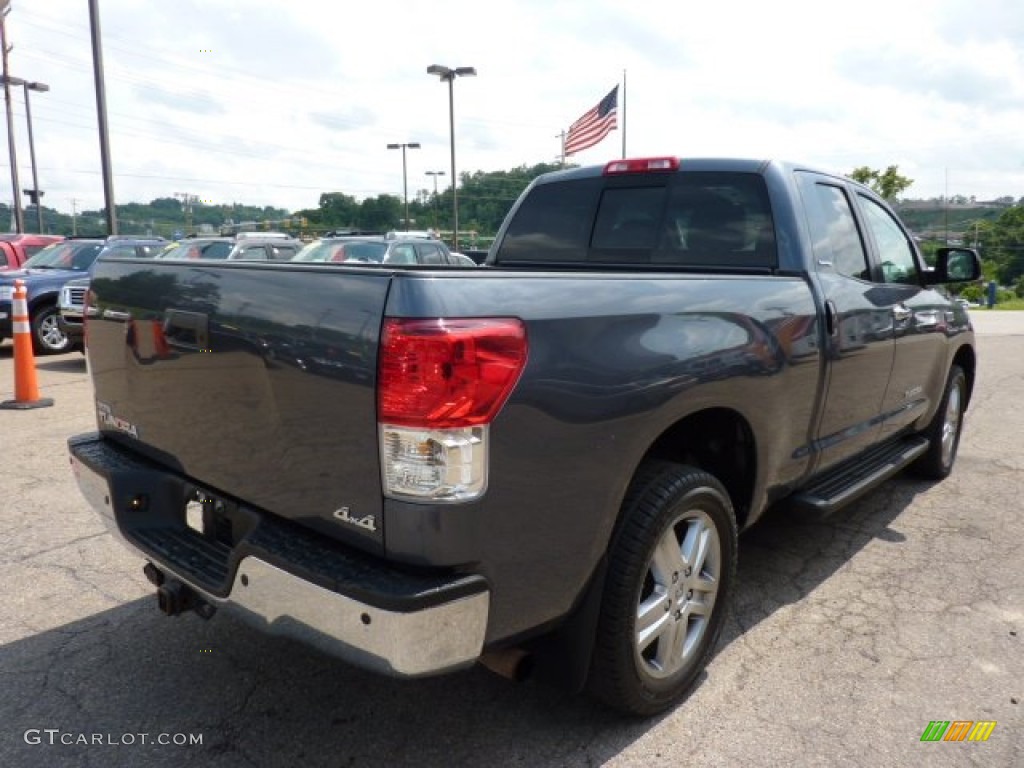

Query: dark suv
left=0, top=235, right=165, bottom=354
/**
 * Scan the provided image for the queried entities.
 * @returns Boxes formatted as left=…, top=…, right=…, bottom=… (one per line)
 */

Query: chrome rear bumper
left=69, top=432, right=489, bottom=677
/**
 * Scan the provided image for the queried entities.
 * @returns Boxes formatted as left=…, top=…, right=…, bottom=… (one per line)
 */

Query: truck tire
left=910, top=364, right=966, bottom=480
left=588, top=462, right=738, bottom=716
left=31, top=305, right=72, bottom=355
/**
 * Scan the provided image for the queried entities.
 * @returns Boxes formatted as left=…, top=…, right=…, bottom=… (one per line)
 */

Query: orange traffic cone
left=1, top=279, right=54, bottom=410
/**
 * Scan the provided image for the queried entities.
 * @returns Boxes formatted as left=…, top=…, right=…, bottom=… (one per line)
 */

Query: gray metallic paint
left=80, top=160, right=976, bottom=648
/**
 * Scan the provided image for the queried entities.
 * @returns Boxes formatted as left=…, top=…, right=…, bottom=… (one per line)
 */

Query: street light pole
left=425, top=170, right=445, bottom=229
left=426, top=64, right=475, bottom=250
left=387, top=142, right=420, bottom=231
left=0, top=2, right=23, bottom=233
left=22, top=80, right=46, bottom=233
left=0, top=75, right=47, bottom=233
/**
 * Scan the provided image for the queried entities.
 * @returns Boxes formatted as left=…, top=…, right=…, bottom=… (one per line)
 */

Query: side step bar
left=789, top=436, right=929, bottom=516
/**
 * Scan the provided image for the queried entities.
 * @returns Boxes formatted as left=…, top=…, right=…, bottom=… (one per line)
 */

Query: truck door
left=797, top=173, right=894, bottom=470
left=853, top=192, right=951, bottom=440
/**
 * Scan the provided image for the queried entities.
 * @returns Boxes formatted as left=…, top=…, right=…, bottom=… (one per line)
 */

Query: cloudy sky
left=5, top=0, right=1024, bottom=217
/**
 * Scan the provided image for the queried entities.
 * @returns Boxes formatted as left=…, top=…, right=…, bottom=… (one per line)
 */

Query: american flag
left=564, top=86, right=618, bottom=156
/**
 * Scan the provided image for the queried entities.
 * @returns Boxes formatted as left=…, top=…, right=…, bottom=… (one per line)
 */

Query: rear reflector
left=378, top=317, right=528, bottom=429
left=604, top=157, right=680, bottom=174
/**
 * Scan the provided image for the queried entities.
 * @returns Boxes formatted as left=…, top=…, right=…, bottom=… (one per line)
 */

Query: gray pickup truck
left=68, top=157, right=979, bottom=715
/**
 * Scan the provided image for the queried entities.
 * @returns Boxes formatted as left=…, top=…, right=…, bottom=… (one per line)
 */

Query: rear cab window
left=495, top=171, right=776, bottom=270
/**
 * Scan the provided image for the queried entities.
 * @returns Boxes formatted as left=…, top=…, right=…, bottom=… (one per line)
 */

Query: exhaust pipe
left=479, top=648, right=533, bottom=682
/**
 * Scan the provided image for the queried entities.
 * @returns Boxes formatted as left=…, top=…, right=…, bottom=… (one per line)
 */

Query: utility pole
left=89, top=0, right=117, bottom=234
left=68, top=197, right=78, bottom=235
left=0, top=1, right=23, bottom=233
left=555, top=131, right=566, bottom=167
left=175, top=192, right=198, bottom=233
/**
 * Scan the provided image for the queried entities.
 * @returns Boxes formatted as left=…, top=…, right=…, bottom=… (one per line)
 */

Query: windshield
left=292, top=240, right=388, bottom=263
left=23, top=242, right=103, bottom=271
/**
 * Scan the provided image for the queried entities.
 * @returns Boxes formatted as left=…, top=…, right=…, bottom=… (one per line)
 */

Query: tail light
left=378, top=317, right=527, bottom=502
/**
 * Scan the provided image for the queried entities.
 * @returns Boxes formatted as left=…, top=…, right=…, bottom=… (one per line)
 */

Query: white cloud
left=4, top=0, right=1023, bottom=219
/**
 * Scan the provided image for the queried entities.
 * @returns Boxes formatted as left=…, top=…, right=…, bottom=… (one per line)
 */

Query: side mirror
left=925, top=247, right=982, bottom=285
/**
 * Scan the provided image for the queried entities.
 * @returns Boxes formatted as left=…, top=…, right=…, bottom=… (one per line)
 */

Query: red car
left=0, top=234, right=65, bottom=271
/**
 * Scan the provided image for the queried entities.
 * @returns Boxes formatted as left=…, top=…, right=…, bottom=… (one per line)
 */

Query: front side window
left=271, top=246, right=298, bottom=260
left=137, top=244, right=163, bottom=258
left=858, top=195, right=919, bottom=285
left=203, top=242, right=234, bottom=259
left=416, top=244, right=444, bottom=265
left=387, top=244, right=417, bottom=264
left=343, top=242, right=389, bottom=262
left=235, top=245, right=268, bottom=260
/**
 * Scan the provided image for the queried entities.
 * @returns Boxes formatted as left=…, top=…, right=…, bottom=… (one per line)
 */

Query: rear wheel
left=588, top=462, right=738, bottom=716
left=32, top=305, right=72, bottom=355
left=911, top=364, right=966, bottom=480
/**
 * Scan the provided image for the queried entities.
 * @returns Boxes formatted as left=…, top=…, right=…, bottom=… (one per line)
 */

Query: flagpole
left=621, top=69, right=627, bottom=158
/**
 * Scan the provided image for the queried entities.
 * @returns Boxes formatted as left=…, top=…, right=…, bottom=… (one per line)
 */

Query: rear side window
left=495, top=172, right=775, bottom=269
left=69, top=245, right=104, bottom=270
left=801, top=182, right=870, bottom=281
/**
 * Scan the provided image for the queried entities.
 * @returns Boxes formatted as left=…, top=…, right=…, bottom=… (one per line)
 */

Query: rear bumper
left=68, top=432, right=489, bottom=677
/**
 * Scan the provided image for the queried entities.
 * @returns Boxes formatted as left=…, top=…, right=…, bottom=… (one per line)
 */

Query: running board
left=789, top=436, right=929, bottom=516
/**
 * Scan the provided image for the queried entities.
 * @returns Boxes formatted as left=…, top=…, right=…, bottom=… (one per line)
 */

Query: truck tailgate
left=86, top=259, right=390, bottom=550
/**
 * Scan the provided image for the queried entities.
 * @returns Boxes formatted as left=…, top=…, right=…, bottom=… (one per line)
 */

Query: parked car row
left=292, top=235, right=476, bottom=266
left=156, top=232, right=303, bottom=262
left=43, top=232, right=478, bottom=356
left=1, top=230, right=481, bottom=356
left=1, top=235, right=168, bottom=354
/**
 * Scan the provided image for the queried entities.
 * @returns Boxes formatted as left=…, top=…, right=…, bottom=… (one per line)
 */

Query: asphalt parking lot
left=0, top=313, right=1021, bottom=768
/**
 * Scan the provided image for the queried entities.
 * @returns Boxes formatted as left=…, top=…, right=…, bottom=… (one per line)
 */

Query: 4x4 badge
left=332, top=506, right=377, bottom=532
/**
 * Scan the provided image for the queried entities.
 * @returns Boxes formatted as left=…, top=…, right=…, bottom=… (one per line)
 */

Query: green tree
left=983, top=205, right=1024, bottom=283
left=307, top=192, right=361, bottom=229
left=357, top=194, right=402, bottom=231
left=849, top=165, right=914, bottom=200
